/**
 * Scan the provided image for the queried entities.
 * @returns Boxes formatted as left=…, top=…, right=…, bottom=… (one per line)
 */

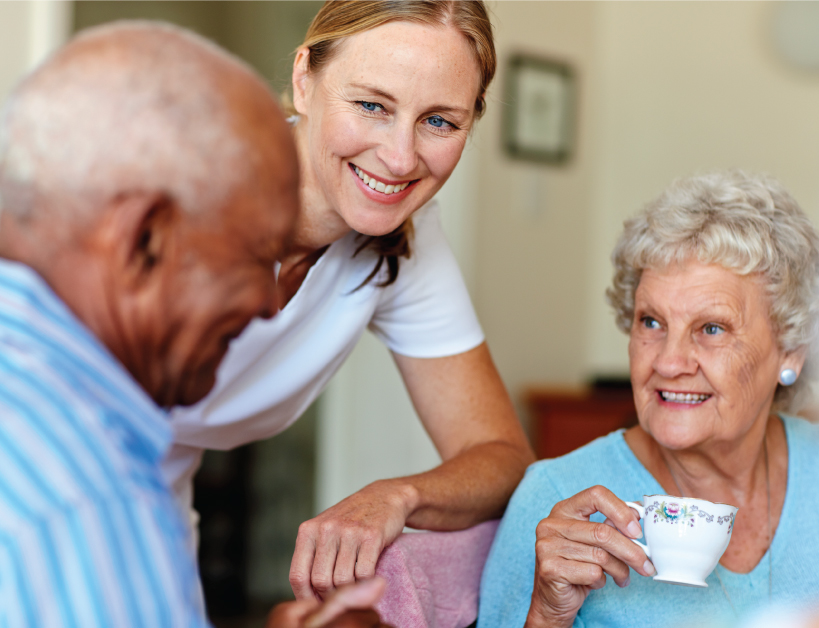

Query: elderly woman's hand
left=289, top=479, right=414, bottom=600
left=524, top=486, right=655, bottom=628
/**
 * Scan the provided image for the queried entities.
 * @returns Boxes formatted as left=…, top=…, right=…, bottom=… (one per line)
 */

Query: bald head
left=0, top=20, right=293, bottom=222
left=0, top=22, right=299, bottom=407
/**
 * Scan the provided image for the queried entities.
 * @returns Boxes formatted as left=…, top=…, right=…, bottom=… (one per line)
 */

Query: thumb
left=304, top=578, right=386, bottom=628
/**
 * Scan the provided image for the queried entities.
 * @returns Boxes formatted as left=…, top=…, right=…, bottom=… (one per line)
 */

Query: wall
left=473, top=1, right=600, bottom=418
left=0, top=2, right=70, bottom=102
left=0, top=3, right=30, bottom=103
left=586, top=1, right=819, bottom=374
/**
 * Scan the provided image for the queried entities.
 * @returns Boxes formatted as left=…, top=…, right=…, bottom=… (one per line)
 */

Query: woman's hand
left=289, top=480, right=416, bottom=600
left=267, top=578, right=393, bottom=627
left=524, top=486, right=655, bottom=628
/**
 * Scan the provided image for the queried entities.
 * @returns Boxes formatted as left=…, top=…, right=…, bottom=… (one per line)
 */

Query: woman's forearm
left=387, top=439, right=533, bottom=530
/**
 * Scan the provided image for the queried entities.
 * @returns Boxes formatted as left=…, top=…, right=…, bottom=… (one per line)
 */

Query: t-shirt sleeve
left=368, top=200, right=484, bottom=358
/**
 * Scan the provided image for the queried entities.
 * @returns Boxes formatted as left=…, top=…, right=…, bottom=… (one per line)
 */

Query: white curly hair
left=606, top=171, right=819, bottom=412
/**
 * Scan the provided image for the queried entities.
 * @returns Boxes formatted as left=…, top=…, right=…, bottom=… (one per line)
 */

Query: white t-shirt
left=164, top=200, right=484, bottom=507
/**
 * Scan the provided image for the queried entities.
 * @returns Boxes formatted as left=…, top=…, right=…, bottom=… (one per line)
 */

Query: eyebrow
left=348, top=82, right=472, bottom=117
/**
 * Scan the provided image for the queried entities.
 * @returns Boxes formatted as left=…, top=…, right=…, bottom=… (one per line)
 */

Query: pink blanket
left=374, top=520, right=500, bottom=628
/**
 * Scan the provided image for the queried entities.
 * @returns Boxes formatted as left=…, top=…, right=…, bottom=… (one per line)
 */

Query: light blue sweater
left=478, top=416, right=819, bottom=628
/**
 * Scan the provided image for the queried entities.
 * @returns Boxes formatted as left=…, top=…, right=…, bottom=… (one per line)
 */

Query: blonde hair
left=607, top=171, right=819, bottom=411
left=298, top=0, right=495, bottom=287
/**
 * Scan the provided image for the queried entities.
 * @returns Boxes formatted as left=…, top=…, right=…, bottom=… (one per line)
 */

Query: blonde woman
left=168, top=0, right=534, bottom=601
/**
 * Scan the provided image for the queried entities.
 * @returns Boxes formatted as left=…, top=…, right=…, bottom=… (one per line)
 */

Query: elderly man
left=0, top=22, right=388, bottom=628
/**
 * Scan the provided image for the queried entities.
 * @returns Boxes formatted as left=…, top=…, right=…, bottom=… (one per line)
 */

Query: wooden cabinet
left=526, top=386, right=637, bottom=459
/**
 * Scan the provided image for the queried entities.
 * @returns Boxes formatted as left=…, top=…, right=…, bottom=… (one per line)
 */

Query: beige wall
left=586, top=1, right=819, bottom=374
left=0, top=3, right=33, bottom=102
left=470, top=2, right=819, bottom=414
left=474, top=2, right=600, bottom=415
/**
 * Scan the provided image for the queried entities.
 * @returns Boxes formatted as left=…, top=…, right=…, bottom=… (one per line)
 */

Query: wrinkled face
left=628, top=262, right=791, bottom=451
left=295, top=20, right=481, bottom=235
left=154, top=107, right=299, bottom=407
left=159, top=173, right=297, bottom=406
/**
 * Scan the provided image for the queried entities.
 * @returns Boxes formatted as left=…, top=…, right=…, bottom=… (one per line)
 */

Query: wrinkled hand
left=524, top=486, right=655, bottom=628
left=290, top=480, right=416, bottom=600
left=266, top=578, right=393, bottom=628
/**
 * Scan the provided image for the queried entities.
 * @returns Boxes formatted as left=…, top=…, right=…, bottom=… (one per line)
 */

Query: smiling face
left=628, top=262, right=803, bottom=451
left=293, top=20, right=481, bottom=236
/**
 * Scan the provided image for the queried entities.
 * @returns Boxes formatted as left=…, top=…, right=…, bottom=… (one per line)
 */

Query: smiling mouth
left=350, top=163, right=415, bottom=195
left=659, top=390, right=712, bottom=405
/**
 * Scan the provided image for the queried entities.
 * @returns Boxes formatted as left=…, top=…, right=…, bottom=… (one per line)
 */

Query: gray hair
left=606, top=171, right=819, bottom=412
left=0, top=21, right=263, bottom=223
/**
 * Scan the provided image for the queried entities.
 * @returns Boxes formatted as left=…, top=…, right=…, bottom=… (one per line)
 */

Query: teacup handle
left=624, top=501, right=651, bottom=558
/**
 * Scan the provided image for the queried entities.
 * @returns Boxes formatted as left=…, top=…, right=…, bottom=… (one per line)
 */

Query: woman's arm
left=392, top=342, right=535, bottom=528
left=289, top=342, right=535, bottom=599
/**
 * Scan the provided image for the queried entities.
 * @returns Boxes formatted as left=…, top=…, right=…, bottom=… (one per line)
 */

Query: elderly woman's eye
left=641, top=316, right=661, bottom=330
left=703, top=323, right=724, bottom=335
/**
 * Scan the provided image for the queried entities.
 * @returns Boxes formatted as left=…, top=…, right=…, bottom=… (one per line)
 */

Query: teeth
left=661, top=391, right=710, bottom=404
left=353, top=165, right=410, bottom=194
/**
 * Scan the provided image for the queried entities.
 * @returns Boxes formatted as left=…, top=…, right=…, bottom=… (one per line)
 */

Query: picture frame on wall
left=503, top=54, right=576, bottom=164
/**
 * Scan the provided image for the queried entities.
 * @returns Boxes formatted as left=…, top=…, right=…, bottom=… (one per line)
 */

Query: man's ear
left=292, top=47, right=312, bottom=116
left=99, top=191, right=178, bottom=287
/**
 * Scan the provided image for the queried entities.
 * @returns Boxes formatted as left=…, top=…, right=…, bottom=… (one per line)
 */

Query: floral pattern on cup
left=647, top=501, right=695, bottom=527
left=646, top=501, right=735, bottom=534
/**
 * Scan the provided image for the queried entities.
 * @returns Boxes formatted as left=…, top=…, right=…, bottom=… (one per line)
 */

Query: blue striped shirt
left=0, top=259, right=209, bottom=627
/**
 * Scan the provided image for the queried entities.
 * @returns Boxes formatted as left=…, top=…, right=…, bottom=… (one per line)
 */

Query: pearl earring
left=780, top=368, right=798, bottom=386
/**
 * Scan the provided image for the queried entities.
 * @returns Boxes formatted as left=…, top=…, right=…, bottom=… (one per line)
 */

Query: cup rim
left=643, top=494, right=738, bottom=510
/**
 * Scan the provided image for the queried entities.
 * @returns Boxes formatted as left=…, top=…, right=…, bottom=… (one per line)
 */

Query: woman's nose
left=376, top=124, right=418, bottom=177
left=652, top=332, right=697, bottom=379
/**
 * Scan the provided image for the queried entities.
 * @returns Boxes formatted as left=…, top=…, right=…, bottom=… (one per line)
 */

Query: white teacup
left=625, top=494, right=738, bottom=588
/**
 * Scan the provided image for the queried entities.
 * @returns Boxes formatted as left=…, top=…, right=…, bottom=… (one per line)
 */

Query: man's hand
left=267, top=578, right=392, bottom=628
left=289, top=480, right=415, bottom=600
left=524, top=486, right=654, bottom=628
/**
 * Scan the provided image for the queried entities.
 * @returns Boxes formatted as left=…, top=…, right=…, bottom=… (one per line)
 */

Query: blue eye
left=642, top=317, right=661, bottom=330
left=358, top=101, right=383, bottom=113
left=426, top=115, right=455, bottom=130
left=704, top=324, right=724, bottom=336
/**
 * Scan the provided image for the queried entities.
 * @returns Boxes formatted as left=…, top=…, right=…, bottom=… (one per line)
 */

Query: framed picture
left=503, top=54, right=576, bottom=164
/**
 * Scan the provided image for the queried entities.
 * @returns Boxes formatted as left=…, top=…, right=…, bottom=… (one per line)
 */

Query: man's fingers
left=551, top=486, right=643, bottom=539
left=265, top=599, right=320, bottom=628
left=304, top=579, right=386, bottom=628
left=322, top=610, right=387, bottom=628
left=290, top=524, right=320, bottom=601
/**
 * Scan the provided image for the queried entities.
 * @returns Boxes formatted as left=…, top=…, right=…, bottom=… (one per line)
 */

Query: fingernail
left=643, top=560, right=655, bottom=576
left=620, top=576, right=630, bottom=588
left=627, top=521, right=642, bottom=538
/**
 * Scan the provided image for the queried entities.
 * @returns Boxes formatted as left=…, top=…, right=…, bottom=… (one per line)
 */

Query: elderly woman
left=478, top=172, right=819, bottom=627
